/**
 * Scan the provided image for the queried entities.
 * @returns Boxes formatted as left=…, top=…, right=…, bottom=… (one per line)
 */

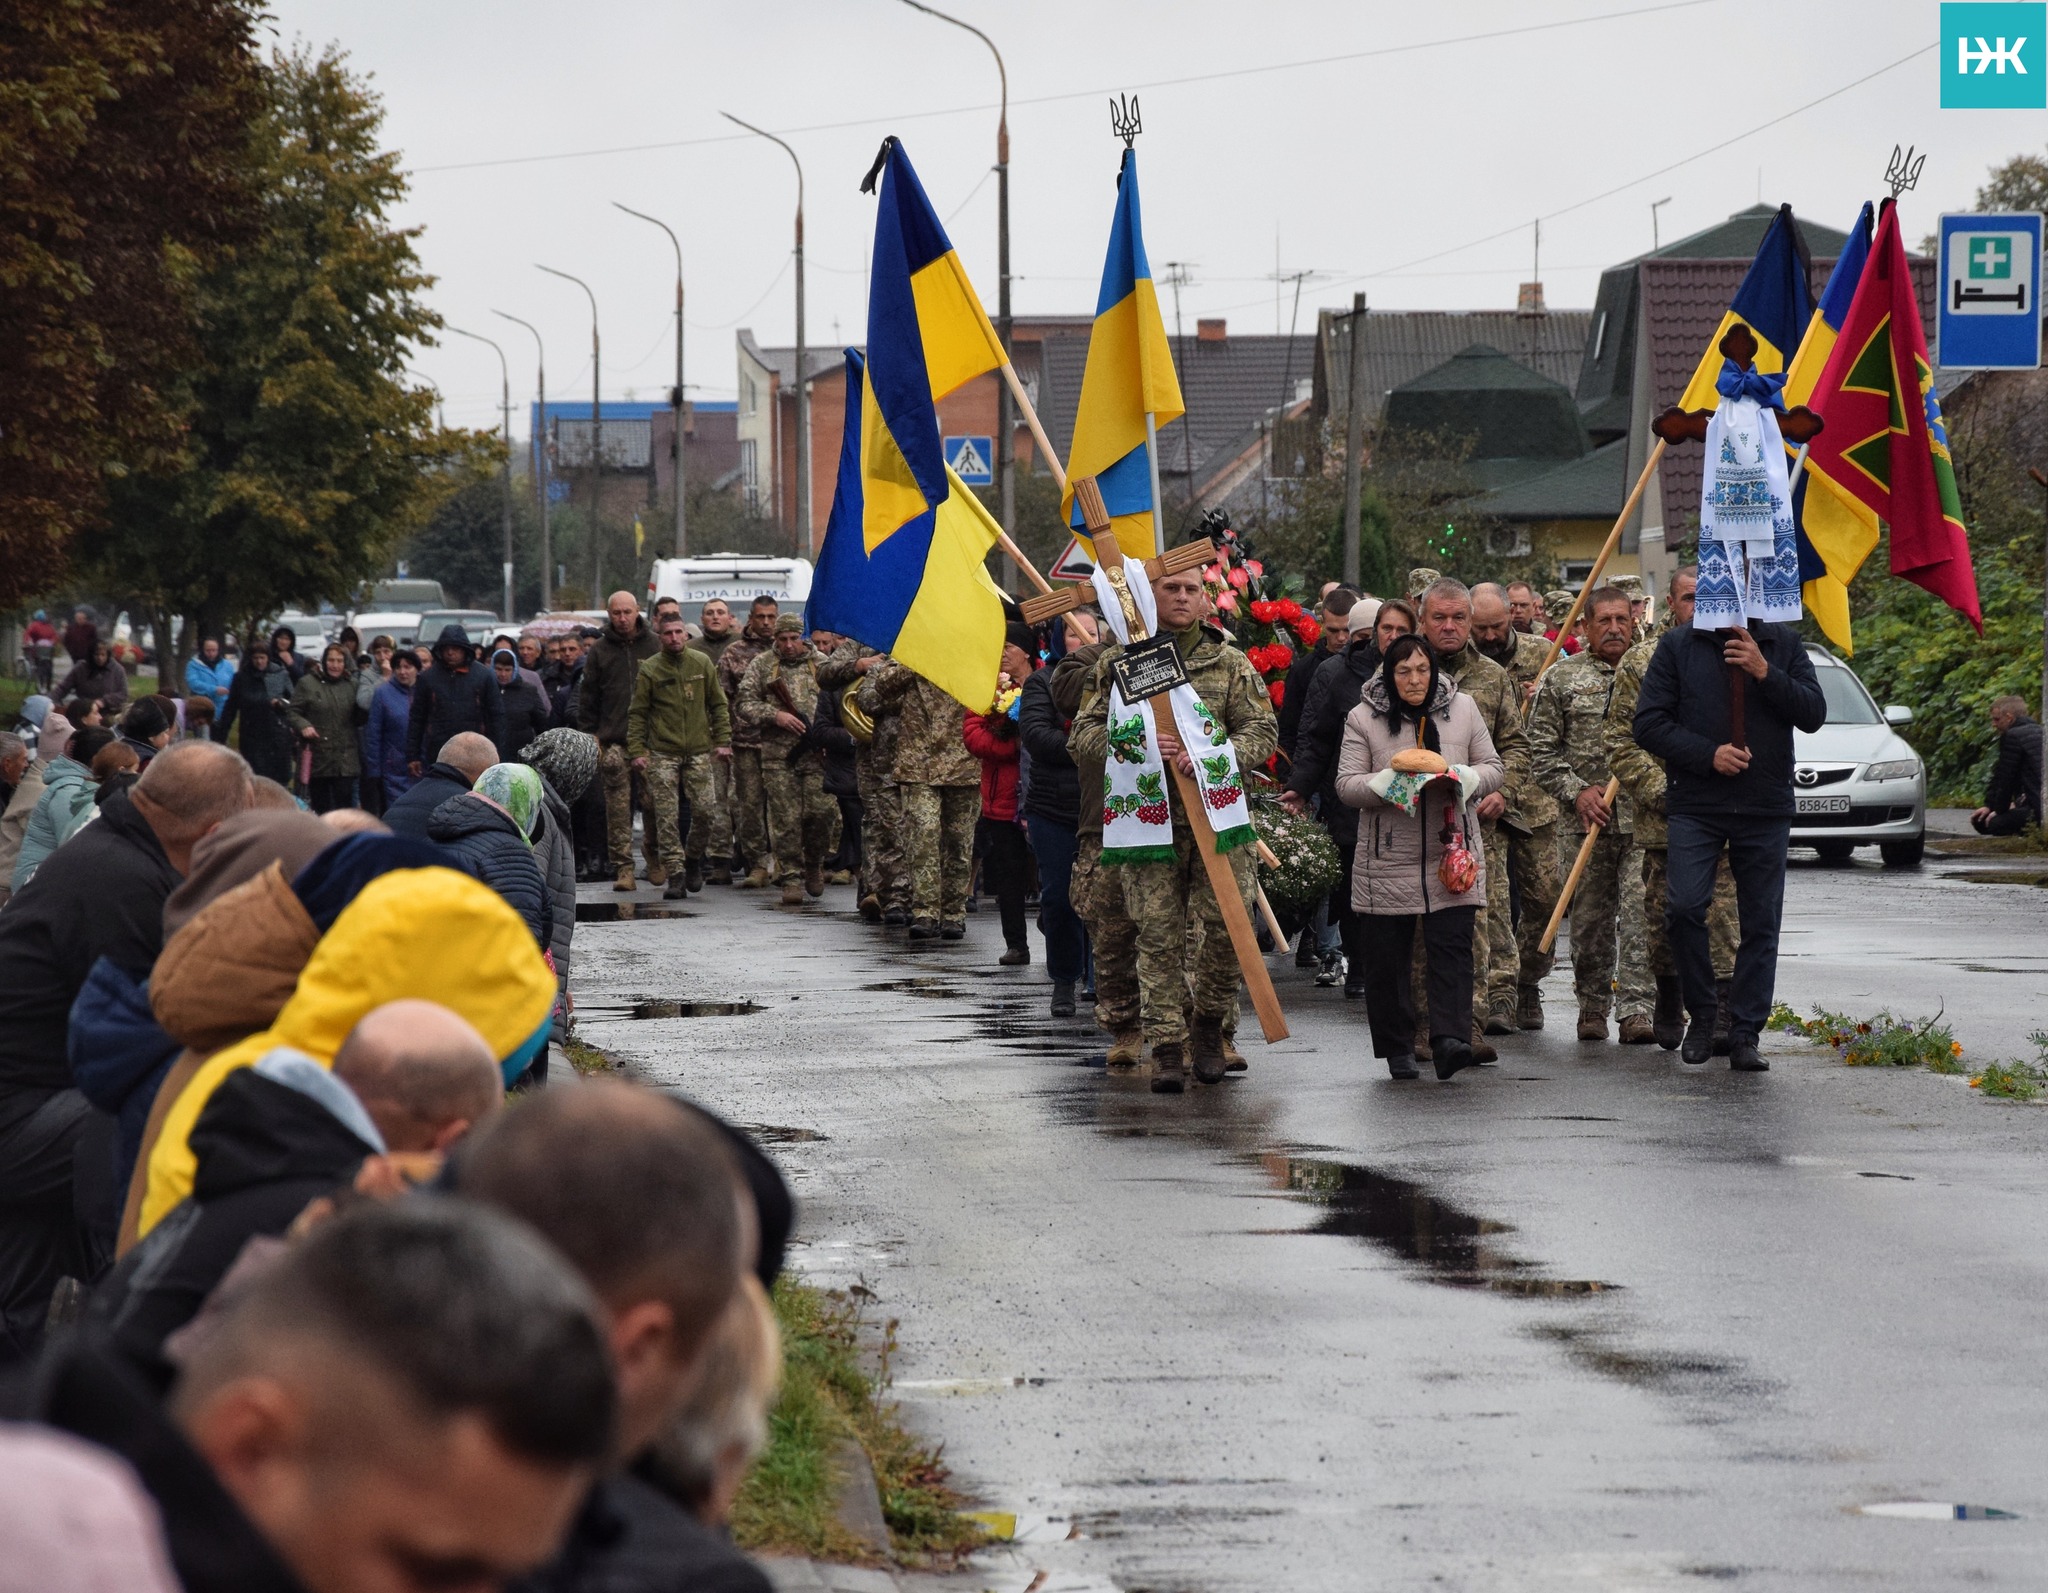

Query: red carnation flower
left=1267, top=680, right=1285, bottom=708
left=1291, top=616, right=1321, bottom=647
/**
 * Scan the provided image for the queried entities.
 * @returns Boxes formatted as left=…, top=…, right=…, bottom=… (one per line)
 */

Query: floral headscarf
left=474, top=763, right=544, bottom=841
left=519, top=727, right=598, bottom=805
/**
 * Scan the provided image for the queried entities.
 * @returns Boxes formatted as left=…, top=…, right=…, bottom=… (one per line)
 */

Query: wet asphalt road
left=575, top=843, right=2048, bottom=1592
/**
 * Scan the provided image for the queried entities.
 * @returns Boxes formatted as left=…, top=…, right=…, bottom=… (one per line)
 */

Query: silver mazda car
left=1791, top=647, right=1926, bottom=866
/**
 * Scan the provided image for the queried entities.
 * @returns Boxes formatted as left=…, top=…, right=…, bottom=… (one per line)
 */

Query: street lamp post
left=899, top=0, right=1014, bottom=588
left=614, top=202, right=687, bottom=559
left=722, top=112, right=808, bottom=555
left=492, top=310, right=551, bottom=611
left=448, top=326, right=516, bottom=623
left=537, top=265, right=603, bottom=602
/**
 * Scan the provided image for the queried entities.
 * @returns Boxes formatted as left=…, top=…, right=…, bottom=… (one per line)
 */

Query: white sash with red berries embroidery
left=1090, top=561, right=1255, bottom=865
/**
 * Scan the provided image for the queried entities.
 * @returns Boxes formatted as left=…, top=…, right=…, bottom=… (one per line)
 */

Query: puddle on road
left=1253, top=1153, right=1619, bottom=1297
left=862, top=977, right=968, bottom=1000
left=580, top=997, right=764, bottom=1020
left=1945, top=869, right=2048, bottom=888
left=576, top=900, right=701, bottom=921
left=739, top=1123, right=829, bottom=1145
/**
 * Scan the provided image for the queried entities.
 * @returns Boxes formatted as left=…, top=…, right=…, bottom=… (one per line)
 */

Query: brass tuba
left=839, top=682, right=874, bottom=744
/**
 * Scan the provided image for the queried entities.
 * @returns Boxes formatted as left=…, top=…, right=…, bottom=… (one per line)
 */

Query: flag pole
left=1530, top=438, right=1666, bottom=697
left=998, top=362, right=1066, bottom=493
left=1146, top=412, right=1166, bottom=555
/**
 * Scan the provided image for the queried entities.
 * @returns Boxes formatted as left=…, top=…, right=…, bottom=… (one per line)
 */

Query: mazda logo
left=1795, top=767, right=1819, bottom=787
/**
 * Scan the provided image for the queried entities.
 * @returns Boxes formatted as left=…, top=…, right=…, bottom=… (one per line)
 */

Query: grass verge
left=1769, top=1004, right=2048, bottom=1099
left=733, top=1280, right=984, bottom=1566
left=559, top=1036, right=619, bottom=1077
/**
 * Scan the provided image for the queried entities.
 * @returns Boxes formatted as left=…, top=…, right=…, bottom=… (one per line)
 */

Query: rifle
left=769, top=676, right=845, bottom=767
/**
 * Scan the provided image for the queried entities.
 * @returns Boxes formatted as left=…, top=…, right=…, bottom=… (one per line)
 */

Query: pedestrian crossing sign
left=942, top=434, right=994, bottom=486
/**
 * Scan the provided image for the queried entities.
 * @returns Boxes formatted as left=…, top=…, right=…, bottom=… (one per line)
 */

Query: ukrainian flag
left=1677, top=203, right=1815, bottom=409
left=805, top=140, right=1008, bottom=710
left=1062, top=148, right=1185, bottom=556
left=1783, top=203, right=1880, bottom=652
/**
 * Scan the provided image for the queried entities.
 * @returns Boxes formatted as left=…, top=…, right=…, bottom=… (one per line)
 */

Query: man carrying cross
left=1069, top=563, right=1277, bottom=1093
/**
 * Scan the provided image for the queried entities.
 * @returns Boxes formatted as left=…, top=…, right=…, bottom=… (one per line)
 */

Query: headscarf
left=520, top=728, right=598, bottom=805
left=1377, top=634, right=1444, bottom=749
left=37, top=712, right=74, bottom=762
left=162, top=810, right=334, bottom=937
left=291, top=833, right=453, bottom=933
left=475, top=762, right=544, bottom=840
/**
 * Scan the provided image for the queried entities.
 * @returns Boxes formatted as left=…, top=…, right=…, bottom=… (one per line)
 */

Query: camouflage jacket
left=733, top=647, right=824, bottom=760
left=860, top=661, right=978, bottom=786
left=717, top=633, right=773, bottom=748
left=1485, top=632, right=1559, bottom=829
left=1068, top=622, right=1278, bottom=835
left=817, top=639, right=898, bottom=775
left=1603, top=637, right=1666, bottom=847
left=1440, top=641, right=1533, bottom=833
left=1529, top=649, right=1625, bottom=836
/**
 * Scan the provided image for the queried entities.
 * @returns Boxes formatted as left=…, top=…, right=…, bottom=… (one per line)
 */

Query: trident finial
left=1109, top=92, right=1141, bottom=148
left=1884, top=143, right=1926, bottom=201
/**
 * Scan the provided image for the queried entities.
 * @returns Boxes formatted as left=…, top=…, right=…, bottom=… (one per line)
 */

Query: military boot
left=1652, top=975, right=1685, bottom=1050
left=803, top=862, right=825, bottom=898
left=1469, top=1024, right=1498, bottom=1065
left=1189, top=1016, right=1229, bottom=1084
left=739, top=866, right=769, bottom=890
left=1712, top=978, right=1733, bottom=1056
left=1617, top=1014, right=1658, bottom=1045
left=907, top=917, right=938, bottom=940
left=1150, top=1042, right=1186, bottom=1094
left=1516, top=985, right=1545, bottom=1030
left=708, top=865, right=734, bottom=886
left=645, top=858, right=667, bottom=888
left=1483, top=1000, right=1517, bottom=1037
left=1223, top=1034, right=1247, bottom=1073
left=883, top=907, right=910, bottom=927
left=1105, top=1029, right=1144, bottom=1069
left=614, top=866, right=636, bottom=893
left=1577, top=1011, right=1608, bottom=1043
left=779, top=882, right=805, bottom=906
left=683, top=861, right=704, bottom=893
left=859, top=893, right=883, bottom=922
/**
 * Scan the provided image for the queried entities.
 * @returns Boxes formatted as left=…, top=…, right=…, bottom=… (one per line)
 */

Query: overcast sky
left=258, top=0, right=2044, bottom=433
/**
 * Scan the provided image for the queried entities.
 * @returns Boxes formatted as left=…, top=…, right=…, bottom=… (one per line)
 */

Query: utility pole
left=449, top=327, right=516, bottom=622
left=537, top=265, right=602, bottom=602
left=614, top=203, right=687, bottom=558
left=1341, top=292, right=1368, bottom=590
left=2032, top=466, right=2048, bottom=827
left=723, top=114, right=808, bottom=555
left=897, top=1, right=1015, bottom=588
left=1161, top=261, right=1196, bottom=535
left=493, top=311, right=550, bottom=610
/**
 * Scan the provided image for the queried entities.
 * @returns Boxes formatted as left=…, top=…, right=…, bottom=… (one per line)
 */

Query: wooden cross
left=1017, top=532, right=1216, bottom=627
left=1067, top=478, right=1288, bottom=1044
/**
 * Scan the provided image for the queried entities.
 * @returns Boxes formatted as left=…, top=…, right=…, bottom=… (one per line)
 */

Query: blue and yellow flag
left=1062, top=148, right=1185, bottom=555
left=806, top=141, right=1008, bottom=710
left=1677, top=203, right=1815, bottom=409
left=1782, top=203, right=1880, bottom=652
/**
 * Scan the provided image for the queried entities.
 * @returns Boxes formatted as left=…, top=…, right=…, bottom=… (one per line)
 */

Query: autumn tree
left=87, top=43, right=477, bottom=666
left=0, top=0, right=262, bottom=605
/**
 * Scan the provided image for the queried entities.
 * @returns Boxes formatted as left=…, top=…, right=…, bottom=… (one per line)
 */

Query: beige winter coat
left=1334, top=675, right=1504, bottom=916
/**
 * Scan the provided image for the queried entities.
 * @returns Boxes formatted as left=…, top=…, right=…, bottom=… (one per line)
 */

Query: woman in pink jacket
left=1335, top=634, right=1503, bottom=1081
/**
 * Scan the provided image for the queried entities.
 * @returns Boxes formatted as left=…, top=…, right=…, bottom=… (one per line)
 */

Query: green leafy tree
left=85, top=43, right=476, bottom=664
left=0, top=0, right=262, bottom=605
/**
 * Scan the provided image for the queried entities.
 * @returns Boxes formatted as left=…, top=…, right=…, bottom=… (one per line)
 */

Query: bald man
left=382, top=730, right=500, bottom=839
left=91, top=1000, right=504, bottom=1373
left=580, top=591, right=660, bottom=891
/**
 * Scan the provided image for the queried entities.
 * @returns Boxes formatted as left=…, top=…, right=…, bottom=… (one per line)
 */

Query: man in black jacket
left=1633, top=622, right=1825, bottom=1070
left=381, top=731, right=498, bottom=839
left=0, top=741, right=252, bottom=1358
left=406, top=624, right=504, bottom=774
left=1019, top=613, right=1093, bottom=1016
left=1971, top=696, right=2043, bottom=836
left=30, top=1200, right=615, bottom=1593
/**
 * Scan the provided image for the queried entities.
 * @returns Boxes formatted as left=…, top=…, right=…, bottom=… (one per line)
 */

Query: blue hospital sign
left=1938, top=213, right=2044, bottom=369
left=943, top=435, right=994, bottom=486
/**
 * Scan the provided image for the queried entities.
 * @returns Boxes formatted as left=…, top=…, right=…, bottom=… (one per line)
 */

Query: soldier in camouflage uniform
left=626, top=612, right=732, bottom=898
left=1613, top=573, right=1650, bottom=641
left=818, top=637, right=903, bottom=921
left=1602, top=567, right=1740, bottom=1050
left=1054, top=641, right=1144, bottom=1065
left=733, top=616, right=836, bottom=907
left=1072, top=568, right=1278, bottom=1091
left=1411, top=577, right=1527, bottom=1063
left=1471, top=583, right=1561, bottom=1030
left=717, top=597, right=778, bottom=887
left=1529, top=586, right=1645, bottom=1043
left=862, top=659, right=978, bottom=937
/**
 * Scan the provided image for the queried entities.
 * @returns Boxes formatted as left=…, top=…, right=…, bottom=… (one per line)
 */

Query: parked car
left=347, top=611, right=424, bottom=648
left=418, top=609, right=507, bottom=649
left=1791, top=647, right=1925, bottom=867
left=645, top=554, right=813, bottom=626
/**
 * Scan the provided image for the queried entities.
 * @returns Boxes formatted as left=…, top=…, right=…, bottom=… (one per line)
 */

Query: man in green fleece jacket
left=628, top=613, right=732, bottom=898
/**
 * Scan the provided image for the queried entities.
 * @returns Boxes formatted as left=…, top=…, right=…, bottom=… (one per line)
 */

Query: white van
left=645, top=555, right=813, bottom=626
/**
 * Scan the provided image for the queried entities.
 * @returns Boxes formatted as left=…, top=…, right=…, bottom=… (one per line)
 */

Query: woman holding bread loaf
left=1334, top=634, right=1505, bottom=1081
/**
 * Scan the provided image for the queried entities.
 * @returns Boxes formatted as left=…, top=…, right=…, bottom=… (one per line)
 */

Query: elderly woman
left=1334, top=633, right=1503, bottom=1081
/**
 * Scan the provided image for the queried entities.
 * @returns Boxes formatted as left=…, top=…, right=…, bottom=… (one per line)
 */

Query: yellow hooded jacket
left=138, top=867, right=554, bottom=1237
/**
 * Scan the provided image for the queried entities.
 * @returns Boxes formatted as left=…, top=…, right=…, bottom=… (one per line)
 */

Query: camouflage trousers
left=1615, top=841, right=1655, bottom=1021
left=700, top=750, right=736, bottom=863
left=1641, top=847, right=1738, bottom=980
left=900, top=783, right=976, bottom=923
left=1556, top=824, right=1627, bottom=1016
left=1071, top=835, right=1140, bottom=1038
left=859, top=757, right=907, bottom=911
left=759, top=755, right=835, bottom=885
left=1480, top=821, right=1518, bottom=1013
left=598, top=743, right=656, bottom=873
left=1508, top=822, right=1560, bottom=991
left=730, top=747, right=769, bottom=869
left=644, top=751, right=716, bottom=871
left=1120, top=828, right=1256, bottom=1047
